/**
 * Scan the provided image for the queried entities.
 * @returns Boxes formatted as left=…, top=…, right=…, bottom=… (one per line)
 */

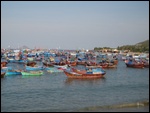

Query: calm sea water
left=1, top=61, right=149, bottom=112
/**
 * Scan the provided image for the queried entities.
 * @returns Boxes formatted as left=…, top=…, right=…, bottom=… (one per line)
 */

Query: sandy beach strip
left=75, top=100, right=149, bottom=112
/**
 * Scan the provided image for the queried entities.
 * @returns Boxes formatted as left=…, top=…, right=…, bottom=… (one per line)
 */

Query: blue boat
left=25, top=66, right=45, bottom=71
left=5, top=71, right=22, bottom=76
left=45, top=67, right=63, bottom=73
left=1, top=67, right=12, bottom=71
left=8, top=59, right=26, bottom=63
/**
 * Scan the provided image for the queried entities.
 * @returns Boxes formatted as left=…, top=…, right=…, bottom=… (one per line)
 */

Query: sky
left=1, top=1, right=149, bottom=50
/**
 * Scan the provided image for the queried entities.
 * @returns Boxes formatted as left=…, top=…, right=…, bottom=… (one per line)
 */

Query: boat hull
left=6, top=71, right=21, bottom=75
left=21, top=71, right=43, bottom=76
left=64, top=70, right=105, bottom=79
left=126, top=63, right=144, bottom=68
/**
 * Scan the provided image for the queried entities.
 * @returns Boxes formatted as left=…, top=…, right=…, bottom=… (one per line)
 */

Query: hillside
left=94, top=40, right=149, bottom=52
left=135, top=40, right=149, bottom=47
left=118, top=40, right=149, bottom=52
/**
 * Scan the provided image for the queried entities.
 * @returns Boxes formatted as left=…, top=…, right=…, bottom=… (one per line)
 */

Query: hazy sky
left=1, top=1, right=149, bottom=50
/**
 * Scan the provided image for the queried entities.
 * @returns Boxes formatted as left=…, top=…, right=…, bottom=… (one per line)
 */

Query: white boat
left=53, top=64, right=68, bottom=69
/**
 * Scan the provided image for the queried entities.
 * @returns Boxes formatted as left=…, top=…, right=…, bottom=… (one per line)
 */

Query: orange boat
left=64, top=68, right=106, bottom=79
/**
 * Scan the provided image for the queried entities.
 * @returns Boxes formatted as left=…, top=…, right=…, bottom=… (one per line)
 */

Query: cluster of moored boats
left=1, top=49, right=149, bottom=78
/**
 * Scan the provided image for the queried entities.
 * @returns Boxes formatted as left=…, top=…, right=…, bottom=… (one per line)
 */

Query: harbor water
left=1, top=61, right=149, bottom=112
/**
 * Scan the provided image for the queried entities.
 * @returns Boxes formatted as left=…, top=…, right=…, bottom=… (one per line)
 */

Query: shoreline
left=75, top=100, right=149, bottom=112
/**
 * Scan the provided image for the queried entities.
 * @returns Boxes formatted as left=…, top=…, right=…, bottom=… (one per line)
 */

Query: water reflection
left=22, top=75, right=42, bottom=79
left=65, top=77, right=106, bottom=85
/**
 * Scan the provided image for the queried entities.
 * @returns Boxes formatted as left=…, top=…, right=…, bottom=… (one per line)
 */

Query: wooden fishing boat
left=71, top=67, right=106, bottom=74
left=25, top=66, right=45, bottom=71
left=7, top=58, right=15, bottom=63
left=14, top=60, right=26, bottom=64
left=66, top=61, right=77, bottom=66
left=21, top=71, right=43, bottom=76
left=1, top=72, right=5, bottom=78
left=46, top=67, right=63, bottom=73
left=5, top=71, right=22, bottom=76
left=71, top=67, right=86, bottom=74
left=43, top=62, right=54, bottom=67
left=26, top=61, right=36, bottom=67
left=125, top=59, right=145, bottom=68
left=54, top=64, right=68, bottom=70
left=64, top=70, right=106, bottom=78
left=77, top=60, right=86, bottom=65
left=1, top=67, right=12, bottom=70
left=86, top=61, right=97, bottom=66
left=85, top=65, right=103, bottom=69
left=126, top=63, right=144, bottom=68
left=8, top=59, right=25, bottom=64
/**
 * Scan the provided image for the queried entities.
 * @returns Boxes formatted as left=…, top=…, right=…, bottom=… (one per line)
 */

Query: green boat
left=21, top=71, right=43, bottom=76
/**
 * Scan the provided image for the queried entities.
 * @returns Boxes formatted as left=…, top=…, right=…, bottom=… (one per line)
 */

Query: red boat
left=64, top=68, right=106, bottom=79
left=1, top=61, right=8, bottom=68
left=126, top=63, right=144, bottom=68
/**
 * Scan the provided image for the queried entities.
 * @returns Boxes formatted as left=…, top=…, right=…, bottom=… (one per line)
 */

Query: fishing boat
left=53, top=64, right=68, bottom=70
left=47, top=67, right=63, bottom=73
left=71, top=67, right=106, bottom=74
left=126, top=63, right=144, bottom=68
left=8, top=59, right=25, bottom=64
left=26, top=61, right=36, bottom=67
left=43, top=62, right=54, bottom=67
left=64, top=68, right=106, bottom=79
left=21, top=71, right=43, bottom=76
left=1, top=67, right=12, bottom=70
left=125, top=59, right=144, bottom=68
left=66, top=61, right=77, bottom=66
left=5, top=71, right=22, bottom=76
left=25, top=66, right=45, bottom=71
left=77, top=60, right=86, bottom=65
